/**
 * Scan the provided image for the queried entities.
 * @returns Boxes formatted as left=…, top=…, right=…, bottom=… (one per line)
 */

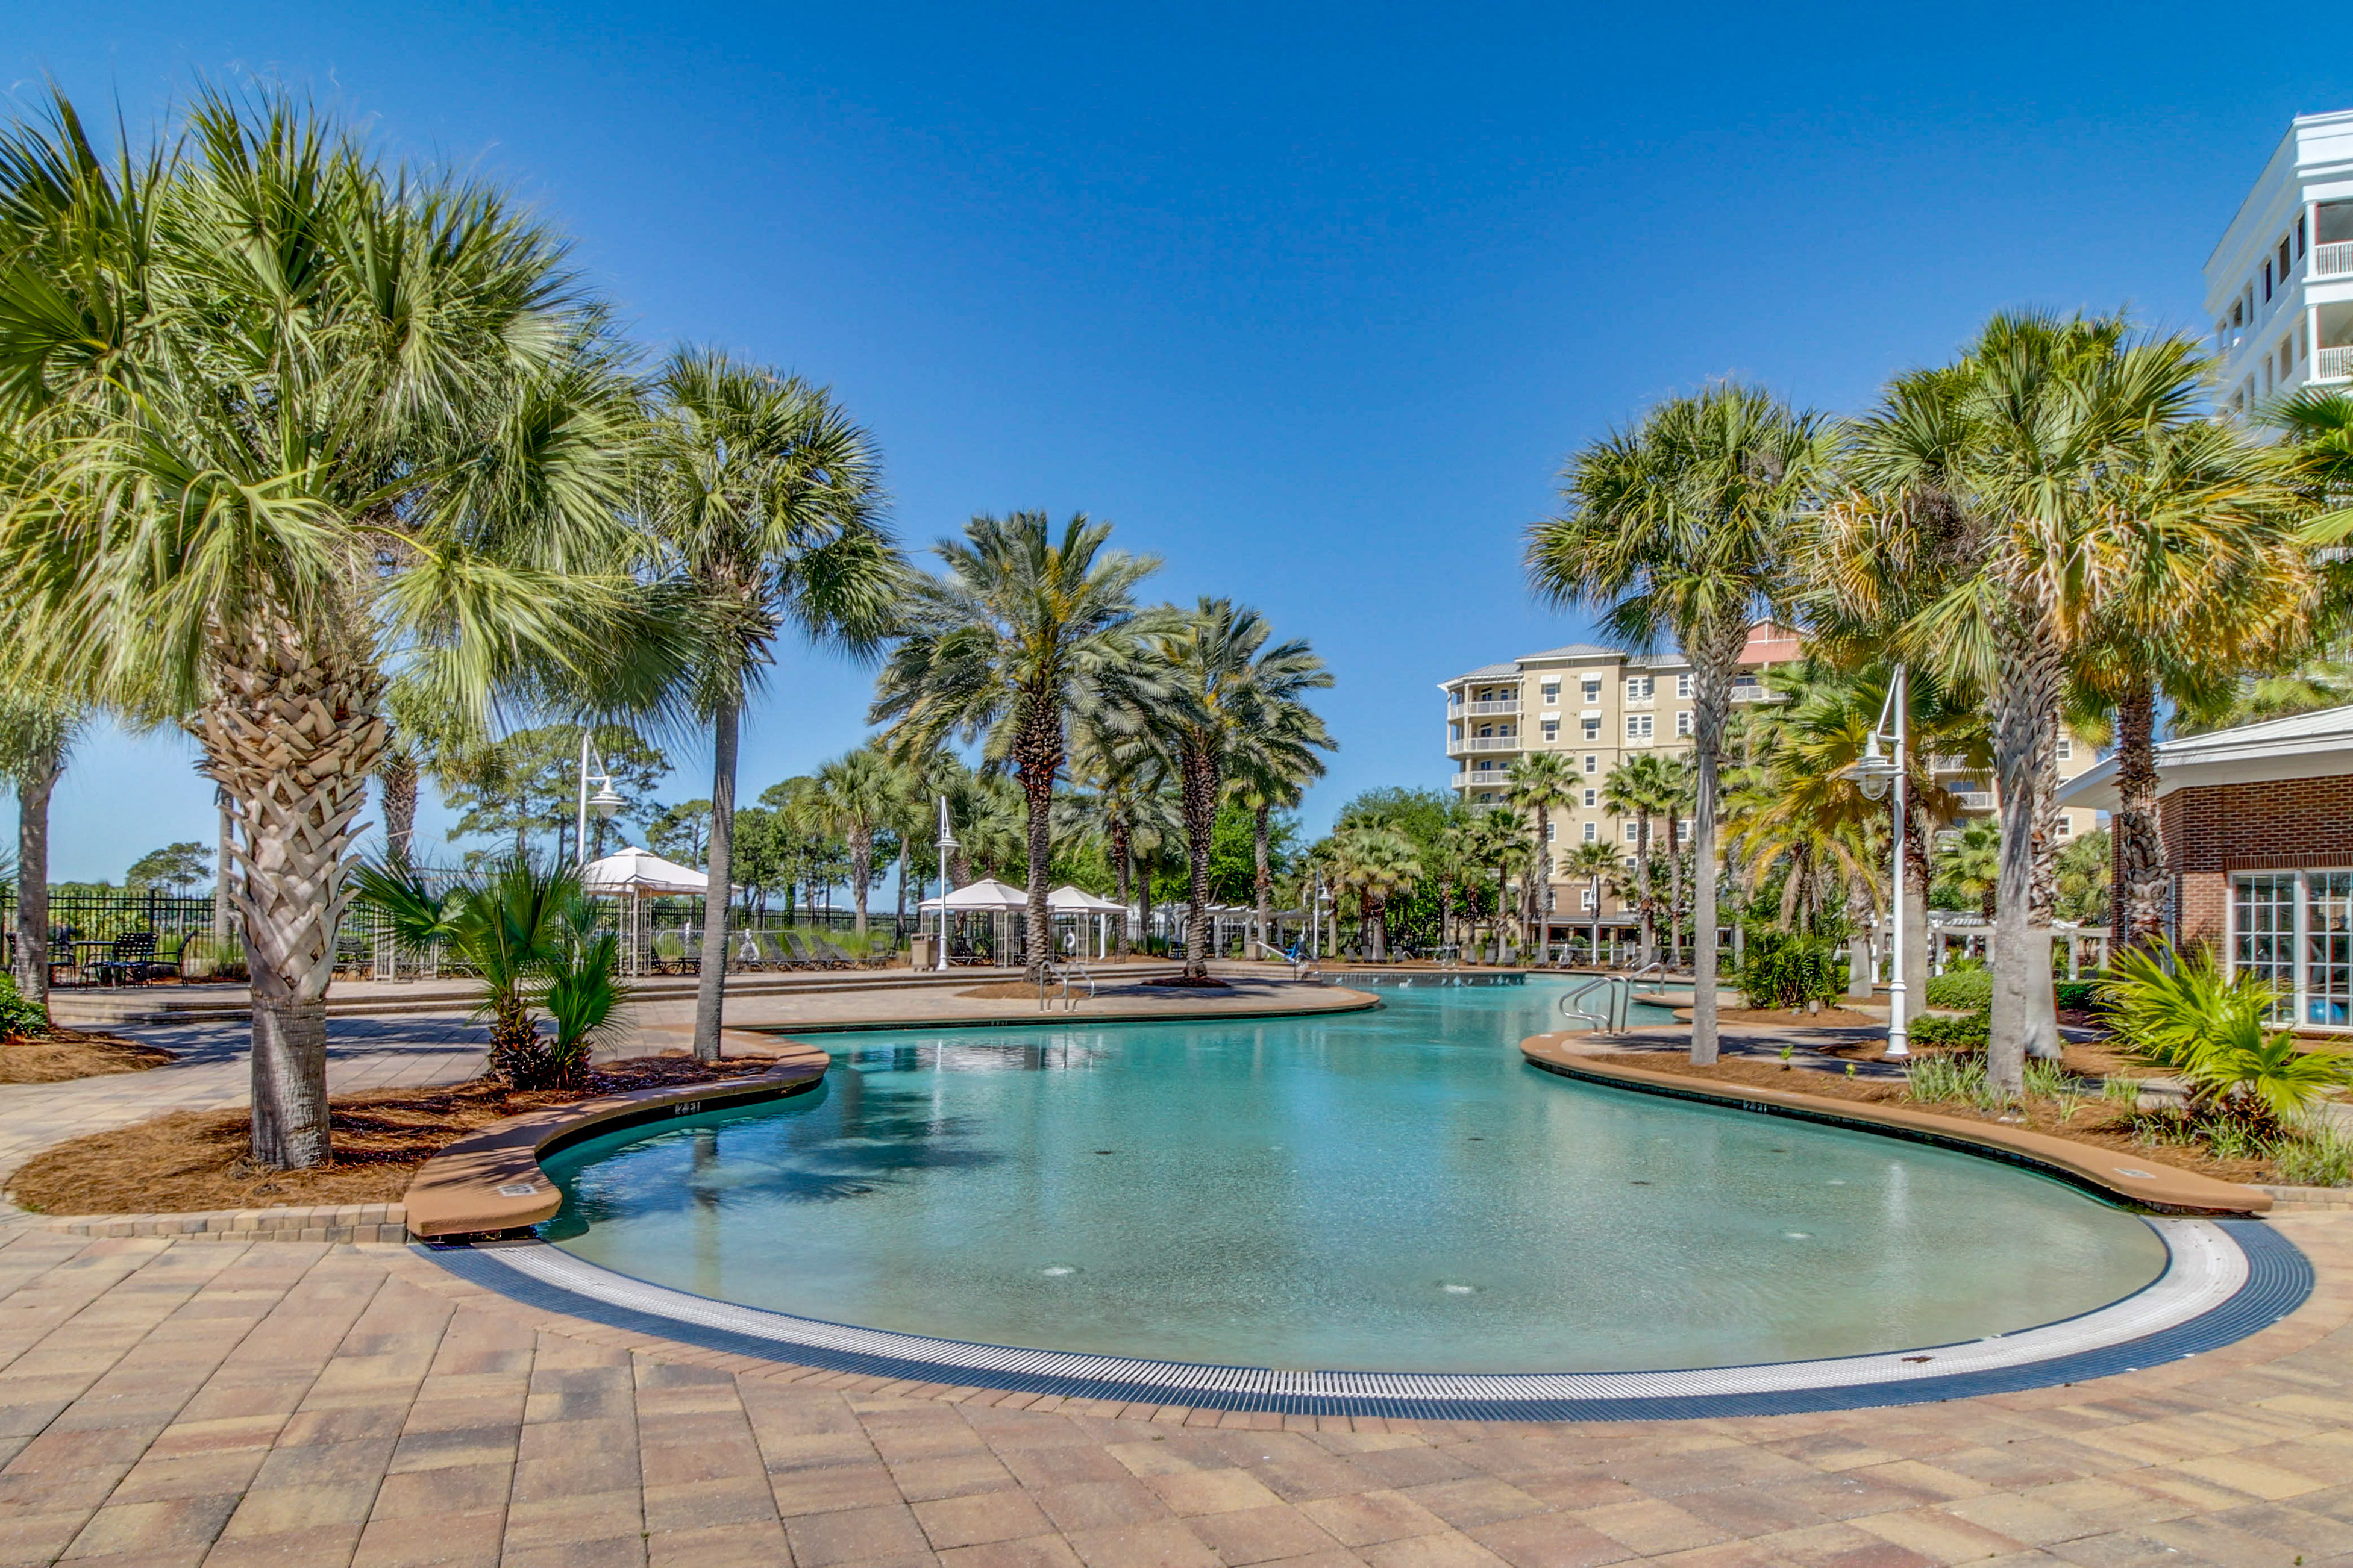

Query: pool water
left=541, top=980, right=2169, bottom=1372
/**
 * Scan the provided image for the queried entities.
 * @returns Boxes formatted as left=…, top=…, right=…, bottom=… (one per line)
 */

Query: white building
left=2206, top=107, right=2353, bottom=417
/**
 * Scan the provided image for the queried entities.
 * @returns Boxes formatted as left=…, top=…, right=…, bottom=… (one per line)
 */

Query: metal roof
left=2056, top=704, right=2353, bottom=811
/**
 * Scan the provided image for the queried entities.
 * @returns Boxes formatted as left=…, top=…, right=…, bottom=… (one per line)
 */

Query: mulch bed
left=1713, top=1005, right=1884, bottom=1028
left=0, top=1031, right=175, bottom=1084
left=6, top=1053, right=786, bottom=1218
left=1589, top=1050, right=2279, bottom=1185
left=1144, top=974, right=1232, bottom=989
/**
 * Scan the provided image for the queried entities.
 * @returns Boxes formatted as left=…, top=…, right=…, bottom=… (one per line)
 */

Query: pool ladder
left=1557, top=967, right=1659, bottom=1032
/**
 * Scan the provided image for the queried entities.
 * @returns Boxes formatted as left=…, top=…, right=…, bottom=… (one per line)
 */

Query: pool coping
left=1519, top=1032, right=2274, bottom=1216
left=422, top=1218, right=2311, bottom=1420
left=741, top=986, right=1383, bottom=1035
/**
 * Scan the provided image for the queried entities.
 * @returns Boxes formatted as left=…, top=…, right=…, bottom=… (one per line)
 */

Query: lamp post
left=935, top=794, right=959, bottom=973
left=575, top=732, right=625, bottom=868
left=1843, top=666, right=1910, bottom=1060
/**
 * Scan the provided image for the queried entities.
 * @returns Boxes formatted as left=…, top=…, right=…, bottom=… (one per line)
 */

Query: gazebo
left=917, top=878, right=1032, bottom=966
left=581, top=846, right=717, bottom=975
left=1047, top=884, right=1126, bottom=958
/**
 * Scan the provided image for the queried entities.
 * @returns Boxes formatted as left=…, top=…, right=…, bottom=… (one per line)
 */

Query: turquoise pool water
left=542, top=980, right=2169, bottom=1372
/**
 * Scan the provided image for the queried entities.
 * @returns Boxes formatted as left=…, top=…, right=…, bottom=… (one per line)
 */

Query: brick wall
left=2157, top=775, right=2353, bottom=949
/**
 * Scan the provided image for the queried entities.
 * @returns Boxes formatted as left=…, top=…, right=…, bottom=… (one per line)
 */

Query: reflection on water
left=542, top=982, right=2168, bottom=1372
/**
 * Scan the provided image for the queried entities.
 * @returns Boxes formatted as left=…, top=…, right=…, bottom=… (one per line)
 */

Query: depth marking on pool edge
left=422, top=1218, right=2314, bottom=1420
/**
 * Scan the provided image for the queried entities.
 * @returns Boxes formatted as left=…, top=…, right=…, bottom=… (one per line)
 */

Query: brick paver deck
left=0, top=1213, right=2346, bottom=1567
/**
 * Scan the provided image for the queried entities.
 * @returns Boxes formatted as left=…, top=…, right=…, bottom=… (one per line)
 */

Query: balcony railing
left=1452, top=771, right=1506, bottom=790
left=1465, top=699, right=1519, bottom=716
left=2317, top=241, right=2353, bottom=280
left=2320, top=345, right=2353, bottom=383
left=1450, top=734, right=1524, bottom=755
left=1729, top=686, right=1784, bottom=703
left=1953, top=790, right=1995, bottom=811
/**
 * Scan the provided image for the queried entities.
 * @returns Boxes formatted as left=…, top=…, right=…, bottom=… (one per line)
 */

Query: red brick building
left=2059, top=706, right=2353, bottom=1031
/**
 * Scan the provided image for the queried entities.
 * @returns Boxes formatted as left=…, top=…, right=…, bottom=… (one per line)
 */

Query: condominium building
left=1439, top=625, right=2101, bottom=943
left=2207, top=107, right=2353, bottom=417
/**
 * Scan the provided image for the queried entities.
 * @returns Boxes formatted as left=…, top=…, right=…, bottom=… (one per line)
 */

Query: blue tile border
left=420, top=1220, right=2310, bottom=1421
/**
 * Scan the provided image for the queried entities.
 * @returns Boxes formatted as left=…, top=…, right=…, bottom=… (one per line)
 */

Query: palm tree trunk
left=213, top=789, right=235, bottom=942
left=1180, top=748, right=1218, bottom=981
left=851, top=829, right=873, bottom=937
left=692, top=696, right=740, bottom=1061
left=1253, top=801, right=1273, bottom=960
left=381, top=753, right=418, bottom=863
left=1905, top=808, right=1932, bottom=1014
left=1590, top=874, right=1603, bottom=969
left=190, top=628, right=387, bottom=1169
left=1987, top=619, right=2061, bottom=1093
left=11, top=740, right=60, bottom=1012
left=2113, top=680, right=2166, bottom=951
left=1020, top=754, right=1056, bottom=978
left=1112, top=816, right=1135, bottom=957
left=1665, top=816, right=1685, bottom=975
left=1634, top=817, right=1655, bottom=969
left=1690, top=732, right=1722, bottom=1061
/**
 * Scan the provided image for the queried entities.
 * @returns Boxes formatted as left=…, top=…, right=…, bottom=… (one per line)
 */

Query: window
left=1541, top=719, right=1559, bottom=741
left=1476, top=792, right=1494, bottom=804
left=2264, top=259, right=2273, bottom=302
left=1581, top=717, right=1600, bottom=740
left=2232, top=297, right=2245, bottom=328
left=2055, top=816, right=2072, bottom=839
left=1582, top=822, right=1597, bottom=844
left=1579, top=886, right=1596, bottom=909
left=1544, top=822, right=1556, bottom=842
left=2057, top=738, right=2072, bottom=761
left=2234, top=874, right=2296, bottom=1020
left=1626, top=675, right=1654, bottom=701
left=1581, top=677, right=1601, bottom=702
left=1675, top=672, right=1690, bottom=698
left=1624, top=821, right=1640, bottom=844
left=1476, top=725, right=1491, bottom=738
left=1626, top=714, right=1653, bottom=740
left=2282, top=339, right=2294, bottom=379
left=1541, top=682, right=1559, bottom=705
left=2298, top=214, right=2308, bottom=258
left=2312, top=873, right=2353, bottom=1028
left=1582, top=754, right=1598, bottom=774
left=1583, top=787, right=1597, bottom=808
left=2280, top=237, right=2292, bottom=285
left=1676, top=711, right=1693, bottom=737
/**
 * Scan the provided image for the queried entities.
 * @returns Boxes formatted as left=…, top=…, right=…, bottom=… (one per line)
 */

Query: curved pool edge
left=1520, top=1032, right=2273, bottom=1216
left=418, top=1217, right=2311, bottom=1420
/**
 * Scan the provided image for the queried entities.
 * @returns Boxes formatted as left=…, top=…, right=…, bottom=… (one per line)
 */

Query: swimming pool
left=539, top=979, right=2170, bottom=1373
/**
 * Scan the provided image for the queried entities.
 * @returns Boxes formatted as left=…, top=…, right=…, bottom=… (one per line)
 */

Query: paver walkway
left=0, top=1213, right=2346, bottom=1568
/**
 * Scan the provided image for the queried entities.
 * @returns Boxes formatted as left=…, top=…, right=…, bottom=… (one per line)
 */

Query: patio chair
left=91, top=932, right=159, bottom=987
left=771, top=932, right=826, bottom=971
left=793, top=931, right=852, bottom=970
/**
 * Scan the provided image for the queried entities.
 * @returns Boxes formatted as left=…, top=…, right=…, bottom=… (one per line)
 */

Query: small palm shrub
left=1736, top=928, right=1845, bottom=1010
left=354, top=854, right=625, bottom=1090
left=2104, top=943, right=2353, bottom=1125
left=1925, top=970, right=1994, bottom=1010
left=0, top=975, right=48, bottom=1040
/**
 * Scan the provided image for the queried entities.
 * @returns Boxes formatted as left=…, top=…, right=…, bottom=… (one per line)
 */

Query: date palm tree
left=1530, top=384, right=1832, bottom=1061
left=1817, top=313, right=2223, bottom=1093
left=807, top=746, right=900, bottom=937
left=1461, top=807, right=1528, bottom=962
left=1502, top=750, right=1574, bottom=958
left=1145, top=599, right=1334, bottom=982
left=639, top=348, right=899, bottom=1058
left=874, top=512, right=1162, bottom=976
left=1560, top=839, right=1623, bottom=967
left=0, top=88, right=671, bottom=1166
left=1600, top=754, right=1676, bottom=967
left=1229, top=698, right=1336, bottom=960
left=1328, top=821, right=1421, bottom=961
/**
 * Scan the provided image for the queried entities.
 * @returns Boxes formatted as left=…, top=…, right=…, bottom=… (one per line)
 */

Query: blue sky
left=9, top=1, right=2348, bottom=879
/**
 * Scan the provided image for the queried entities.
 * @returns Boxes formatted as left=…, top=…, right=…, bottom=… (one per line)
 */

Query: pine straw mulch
left=0, top=1030, right=175, bottom=1084
left=1709, top=1005, right=1885, bottom=1028
left=5, top=1052, right=788, bottom=1219
left=1590, top=1049, right=2279, bottom=1185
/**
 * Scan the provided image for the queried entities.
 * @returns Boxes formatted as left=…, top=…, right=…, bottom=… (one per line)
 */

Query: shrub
left=1735, top=928, right=1845, bottom=1010
left=1925, top=969, right=1994, bottom=1010
left=0, top=975, right=48, bottom=1040
left=2275, top=1118, right=2353, bottom=1188
left=1903, top=1050, right=2013, bottom=1112
left=1908, top=1009, right=1989, bottom=1050
left=2054, top=978, right=2103, bottom=1013
left=2105, top=942, right=2353, bottom=1120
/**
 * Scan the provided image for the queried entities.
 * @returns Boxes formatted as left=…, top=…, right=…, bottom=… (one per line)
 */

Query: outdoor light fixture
left=587, top=784, right=626, bottom=820
left=1840, top=669, right=1911, bottom=1058
left=576, top=732, right=623, bottom=868
left=1848, top=734, right=1897, bottom=802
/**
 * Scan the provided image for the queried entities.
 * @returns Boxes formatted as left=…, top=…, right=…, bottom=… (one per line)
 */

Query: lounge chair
left=789, top=931, right=851, bottom=970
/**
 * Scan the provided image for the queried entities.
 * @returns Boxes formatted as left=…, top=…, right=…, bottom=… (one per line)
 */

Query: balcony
left=1953, top=791, right=1994, bottom=812
left=1449, top=734, right=1524, bottom=756
left=2318, top=241, right=2353, bottom=280
left=1452, top=771, right=1506, bottom=791
left=1465, top=699, right=1519, bottom=716
left=1729, top=685, right=1784, bottom=703
left=2320, top=345, right=2353, bottom=383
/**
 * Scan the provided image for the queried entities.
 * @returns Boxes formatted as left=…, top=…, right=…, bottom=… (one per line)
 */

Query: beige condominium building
left=1439, top=623, right=2102, bottom=948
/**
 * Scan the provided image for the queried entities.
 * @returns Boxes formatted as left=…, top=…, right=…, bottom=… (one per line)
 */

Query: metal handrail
left=1558, top=975, right=1618, bottom=1032
left=1252, top=938, right=1320, bottom=981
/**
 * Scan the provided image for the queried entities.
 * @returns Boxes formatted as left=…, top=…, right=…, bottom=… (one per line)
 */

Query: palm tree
left=1817, top=313, right=2229, bottom=1093
left=1530, top=384, right=1832, bottom=1063
left=1502, top=751, right=1575, bottom=958
left=807, top=746, right=900, bottom=937
left=0, top=682, right=81, bottom=1011
left=1462, top=807, right=1528, bottom=962
left=1229, top=702, right=1336, bottom=960
left=1145, top=599, right=1333, bottom=983
left=639, top=348, right=898, bottom=1058
left=1936, top=820, right=2002, bottom=921
left=1652, top=753, right=1696, bottom=968
left=1329, top=822, right=1421, bottom=961
left=1600, top=755, right=1672, bottom=966
left=0, top=89, right=669, bottom=1167
left=874, top=513, right=1161, bottom=976
left=1560, top=839, right=1624, bottom=967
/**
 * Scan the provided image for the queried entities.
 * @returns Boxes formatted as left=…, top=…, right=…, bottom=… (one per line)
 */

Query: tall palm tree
left=1502, top=750, right=1574, bottom=958
left=1561, top=839, right=1624, bottom=967
left=1229, top=698, right=1336, bottom=959
left=0, top=89, right=669, bottom=1166
left=0, top=681, right=81, bottom=1011
left=1600, top=755, right=1676, bottom=967
left=639, top=348, right=898, bottom=1058
left=1529, top=384, right=1832, bottom=1062
left=1145, top=599, right=1332, bottom=982
left=1652, top=752, right=1696, bottom=967
left=1817, top=313, right=2219, bottom=1092
left=1061, top=723, right=1174, bottom=957
left=874, top=512, right=1161, bottom=976
left=1328, top=822, right=1421, bottom=961
left=807, top=746, right=900, bottom=937
left=1462, top=807, right=1529, bottom=962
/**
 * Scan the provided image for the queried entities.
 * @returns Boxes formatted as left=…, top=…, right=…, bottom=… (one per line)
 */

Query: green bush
left=2105, top=942, right=2353, bottom=1121
left=1907, top=1008, right=1989, bottom=1049
left=1735, top=928, right=1845, bottom=1010
left=0, top=975, right=46, bottom=1040
left=1925, top=970, right=1993, bottom=1010
left=2054, top=978, right=2102, bottom=1012
left=2275, top=1117, right=2353, bottom=1188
